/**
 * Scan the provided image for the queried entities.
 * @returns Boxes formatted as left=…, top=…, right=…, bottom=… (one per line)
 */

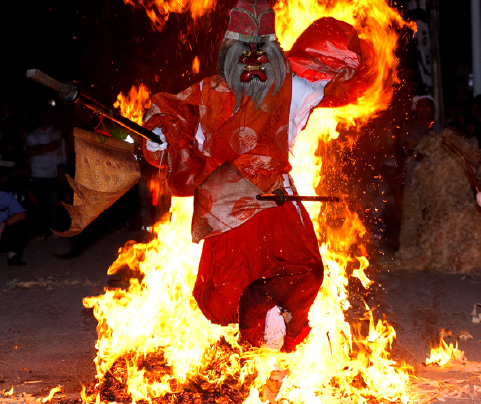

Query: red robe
left=143, top=17, right=373, bottom=349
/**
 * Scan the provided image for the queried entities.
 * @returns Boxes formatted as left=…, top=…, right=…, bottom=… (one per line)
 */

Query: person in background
left=25, top=107, right=67, bottom=238
left=398, top=94, right=445, bottom=250
left=0, top=189, right=29, bottom=266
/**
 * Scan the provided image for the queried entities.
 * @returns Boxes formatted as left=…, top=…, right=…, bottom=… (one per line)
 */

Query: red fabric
left=193, top=201, right=323, bottom=347
left=287, top=17, right=375, bottom=107
left=226, top=0, right=276, bottom=40
left=199, top=75, right=292, bottom=179
left=143, top=75, right=293, bottom=198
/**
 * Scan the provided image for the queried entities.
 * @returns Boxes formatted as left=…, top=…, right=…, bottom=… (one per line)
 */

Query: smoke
left=218, top=40, right=286, bottom=111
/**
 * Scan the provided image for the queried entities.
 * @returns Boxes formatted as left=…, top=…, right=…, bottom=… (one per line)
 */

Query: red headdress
left=224, top=0, right=277, bottom=43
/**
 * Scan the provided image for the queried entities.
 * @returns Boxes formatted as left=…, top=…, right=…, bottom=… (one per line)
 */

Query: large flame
left=83, top=1, right=416, bottom=403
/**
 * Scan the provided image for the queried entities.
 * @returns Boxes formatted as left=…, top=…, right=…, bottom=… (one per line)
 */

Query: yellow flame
left=113, top=83, right=151, bottom=126
left=2, top=386, right=14, bottom=397
left=426, top=334, right=464, bottom=367
left=84, top=1, right=416, bottom=403
left=42, top=386, right=63, bottom=403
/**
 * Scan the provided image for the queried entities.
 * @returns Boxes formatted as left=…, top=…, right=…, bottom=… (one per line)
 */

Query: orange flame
left=83, top=1, right=417, bottom=403
left=122, top=0, right=217, bottom=32
left=2, top=386, right=14, bottom=397
left=192, top=56, right=200, bottom=74
left=426, top=333, right=465, bottom=367
left=42, top=386, right=63, bottom=403
left=113, top=83, right=151, bottom=126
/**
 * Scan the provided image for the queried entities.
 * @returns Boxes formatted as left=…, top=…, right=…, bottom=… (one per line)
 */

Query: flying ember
left=82, top=0, right=417, bottom=403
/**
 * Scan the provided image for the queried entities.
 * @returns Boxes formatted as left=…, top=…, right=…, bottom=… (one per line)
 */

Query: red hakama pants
left=193, top=201, right=324, bottom=349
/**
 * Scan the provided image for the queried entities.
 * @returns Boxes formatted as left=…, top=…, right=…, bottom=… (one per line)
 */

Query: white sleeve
left=146, top=127, right=168, bottom=152
left=194, top=80, right=207, bottom=153
left=289, top=75, right=330, bottom=151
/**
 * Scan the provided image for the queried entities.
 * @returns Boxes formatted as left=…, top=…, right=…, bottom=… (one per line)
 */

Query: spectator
left=25, top=107, right=67, bottom=238
left=0, top=190, right=29, bottom=266
left=398, top=95, right=445, bottom=250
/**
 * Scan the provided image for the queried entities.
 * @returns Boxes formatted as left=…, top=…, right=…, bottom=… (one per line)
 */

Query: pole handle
left=26, top=69, right=79, bottom=102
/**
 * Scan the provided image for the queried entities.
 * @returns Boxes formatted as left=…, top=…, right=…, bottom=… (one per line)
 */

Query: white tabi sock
left=263, top=305, right=286, bottom=350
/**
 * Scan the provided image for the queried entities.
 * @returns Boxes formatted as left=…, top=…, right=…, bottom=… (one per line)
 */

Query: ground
left=0, top=231, right=480, bottom=403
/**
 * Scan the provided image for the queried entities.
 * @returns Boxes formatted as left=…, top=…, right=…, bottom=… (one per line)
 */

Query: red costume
left=143, top=0, right=372, bottom=351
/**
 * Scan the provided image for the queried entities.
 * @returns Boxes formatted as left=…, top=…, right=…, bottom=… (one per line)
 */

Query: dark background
left=0, top=0, right=475, bottom=119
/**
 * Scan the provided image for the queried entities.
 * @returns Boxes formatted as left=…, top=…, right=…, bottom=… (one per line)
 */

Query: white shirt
left=25, top=125, right=66, bottom=178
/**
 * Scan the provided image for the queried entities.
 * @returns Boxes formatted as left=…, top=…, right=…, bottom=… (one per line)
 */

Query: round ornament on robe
left=230, top=127, right=258, bottom=154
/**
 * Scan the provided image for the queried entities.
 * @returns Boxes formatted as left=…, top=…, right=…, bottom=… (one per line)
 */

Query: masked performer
left=143, top=0, right=372, bottom=353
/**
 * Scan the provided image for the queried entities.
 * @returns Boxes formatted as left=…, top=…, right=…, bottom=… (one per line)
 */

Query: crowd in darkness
left=0, top=101, right=150, bottom=266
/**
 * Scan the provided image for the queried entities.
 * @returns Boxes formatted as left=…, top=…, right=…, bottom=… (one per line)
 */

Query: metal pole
left=472, top=0, right=481, bottom=96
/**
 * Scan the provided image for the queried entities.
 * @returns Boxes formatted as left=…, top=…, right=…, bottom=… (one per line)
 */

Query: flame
left=122, top=0, right=217, bottom=32
left=42, top=386, right=63, bottom=403
left=426, top=333, right=465, bottom=367
left=2, top=386, right=14, bottom=397
left=192, top=56, right=200, bottom=74
left=113, top=83, right=151, bottom=126
left=83, top=1, right=417, bottom=403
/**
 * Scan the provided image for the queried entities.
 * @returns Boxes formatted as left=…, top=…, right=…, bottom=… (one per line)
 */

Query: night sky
left=0, top=0, right=474, bottom=118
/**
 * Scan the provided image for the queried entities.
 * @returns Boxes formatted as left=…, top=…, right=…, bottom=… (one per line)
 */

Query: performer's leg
left=193, top=201, right=323, bottom=339
left=193, top=235, right=250, bottom=326
left=238, top=261, right=323, bottom=349
left=238, top=278, right=276, bottom=346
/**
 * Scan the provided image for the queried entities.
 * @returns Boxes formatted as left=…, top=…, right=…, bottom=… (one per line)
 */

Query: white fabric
left=25, top=125, right=66, bottom=178
left=146, top=127, right=168, bottom=151
left=263, top=305, right=286, bottom=350
left=288, top=75, right=329, bottom=150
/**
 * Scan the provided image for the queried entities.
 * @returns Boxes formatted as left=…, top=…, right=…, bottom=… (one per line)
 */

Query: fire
left=113, top=83, right=151, bottom=126
left=2, top=386, right=14, bottom=397
left=122, top=0, right=217, bottom=32
left=42, top=386, right=63, bottom=403
left=192, top=56, right=200, bottom=74
left=426, top=333, right=465, bottom=367
left=83, top=1, right=416, bottom=403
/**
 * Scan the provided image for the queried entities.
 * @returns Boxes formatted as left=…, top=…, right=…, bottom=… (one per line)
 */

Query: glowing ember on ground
left=81, top=1, right=419, bottom=403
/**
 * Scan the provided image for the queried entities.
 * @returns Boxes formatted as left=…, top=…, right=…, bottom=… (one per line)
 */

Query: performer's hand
left=476, top=192, right=481, bottom=207
left=146, top=127, right=168, bottom=152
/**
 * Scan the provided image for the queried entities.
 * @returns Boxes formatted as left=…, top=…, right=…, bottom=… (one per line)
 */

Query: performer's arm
left=142, top=84, right=208, bottom=196
left=287, top=17, right=374, bottom=109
